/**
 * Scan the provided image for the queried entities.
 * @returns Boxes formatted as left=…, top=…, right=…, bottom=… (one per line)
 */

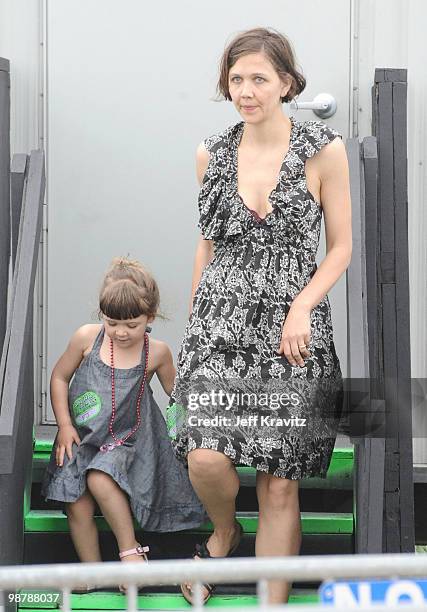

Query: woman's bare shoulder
left=196, top=142, right=211, bottom=185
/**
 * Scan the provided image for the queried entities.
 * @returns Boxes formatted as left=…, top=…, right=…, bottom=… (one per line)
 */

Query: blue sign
left=319, top=578, right=427, bottom=607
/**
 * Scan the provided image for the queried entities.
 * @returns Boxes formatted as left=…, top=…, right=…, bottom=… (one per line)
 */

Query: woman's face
left=228, top=52, right=291, bottom=123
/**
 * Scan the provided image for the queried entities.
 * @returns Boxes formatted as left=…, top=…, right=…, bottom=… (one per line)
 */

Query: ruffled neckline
left=230, top=116, right=298, bottom=222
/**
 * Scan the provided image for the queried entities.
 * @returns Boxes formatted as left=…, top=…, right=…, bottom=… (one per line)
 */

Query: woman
left=169, top=27, right=352, bottom=605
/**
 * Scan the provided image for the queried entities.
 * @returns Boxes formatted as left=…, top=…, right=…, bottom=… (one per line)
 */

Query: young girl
left=42, top=257, right=208, bottom=592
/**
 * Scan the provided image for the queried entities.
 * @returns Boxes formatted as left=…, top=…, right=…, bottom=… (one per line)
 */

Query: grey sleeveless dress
left=42, top=326, right=208, bottom=532
left=169, top=118, right=344, bottom=480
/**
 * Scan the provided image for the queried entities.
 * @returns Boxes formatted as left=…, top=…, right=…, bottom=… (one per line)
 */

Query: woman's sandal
left=118, top=542, right=150, bottom=594
left=180, top=519, right=243, bottom=605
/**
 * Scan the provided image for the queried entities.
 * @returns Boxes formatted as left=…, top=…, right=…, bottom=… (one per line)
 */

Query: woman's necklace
left=99, top=332, right=149, bottom=453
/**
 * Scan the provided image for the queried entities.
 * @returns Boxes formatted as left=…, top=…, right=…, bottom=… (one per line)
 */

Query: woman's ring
left=298, top=344, right=306, bottom=349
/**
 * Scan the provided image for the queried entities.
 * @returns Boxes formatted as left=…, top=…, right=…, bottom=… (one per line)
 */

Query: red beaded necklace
left=99, top=331, right=149, bottom=453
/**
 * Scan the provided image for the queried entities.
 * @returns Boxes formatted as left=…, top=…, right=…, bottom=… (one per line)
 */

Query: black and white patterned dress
left=169, top=117, right=345, bottom=480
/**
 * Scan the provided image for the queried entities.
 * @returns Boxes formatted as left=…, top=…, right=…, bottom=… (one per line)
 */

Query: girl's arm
left=50, top=325, right=92, bottom=425
left=189, top=141, right=215, bottom=313
left=51, top=325, right=94, bottom=465
left=154, top=341, right=176, bottom=397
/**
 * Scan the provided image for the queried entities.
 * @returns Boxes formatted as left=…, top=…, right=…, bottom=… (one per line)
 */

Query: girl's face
left=228, top=52, right=292, bottom=123
left=103, top=313, right=153, bottom=347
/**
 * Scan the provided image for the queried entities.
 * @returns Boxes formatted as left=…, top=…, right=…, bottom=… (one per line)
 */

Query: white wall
left=358, top=0, right=427, bottom=380
left=357, top=0, right=427, bottom=461
left=1, top=0, right=425, bottom=454
left=43, top=0, right=351, bottom=421
left=0, top=0, right=42, bottom=153
left=0, top=0, right=45, bottom=425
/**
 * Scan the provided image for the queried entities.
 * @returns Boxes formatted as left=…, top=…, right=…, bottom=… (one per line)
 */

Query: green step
left=34, top=439, right=56, bottom=453
left=32, top=443, right=353, bottom=488
left=25, top=510, right=353, bottom=535
left=17, top=589, right=320, bottom=610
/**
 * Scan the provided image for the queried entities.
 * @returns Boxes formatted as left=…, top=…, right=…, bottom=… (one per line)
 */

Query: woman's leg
left=86, top=470, right=143, bottom=562
left=255, top=472, right=302, bottom=604
left=65, top=489, right=101, bottom=562
left=183, top=449, right=241, bottom=599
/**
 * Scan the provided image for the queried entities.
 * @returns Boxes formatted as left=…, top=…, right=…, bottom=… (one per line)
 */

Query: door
left=42, top=0, right=352, bottom=422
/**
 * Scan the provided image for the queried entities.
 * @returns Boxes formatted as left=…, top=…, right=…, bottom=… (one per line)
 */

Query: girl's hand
left=277, top=303, right=312, bottom=367
left=56, top=424, right=81, bottom=467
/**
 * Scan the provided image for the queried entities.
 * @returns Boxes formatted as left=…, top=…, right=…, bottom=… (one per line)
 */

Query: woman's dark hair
left=216, top=27, right=306, bottom=104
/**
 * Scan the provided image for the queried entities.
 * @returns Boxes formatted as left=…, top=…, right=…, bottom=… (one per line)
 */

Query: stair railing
left=0, top=150, right=45, bottom=571
left=0, top=58, right=10, bottom=360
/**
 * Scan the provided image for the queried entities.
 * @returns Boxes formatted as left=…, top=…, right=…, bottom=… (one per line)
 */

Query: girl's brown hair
left=217, top=27, right=306, bottom=104
left=99, top=257, right=162, bottom=321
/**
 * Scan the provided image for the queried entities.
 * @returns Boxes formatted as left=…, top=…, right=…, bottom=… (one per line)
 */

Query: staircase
left=22, top=434, right=354, bottom=610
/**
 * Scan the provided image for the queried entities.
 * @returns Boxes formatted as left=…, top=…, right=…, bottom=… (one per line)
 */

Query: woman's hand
left=277, top=303, right=312, bottom=367
left=56, top=424, right=81, bottom=467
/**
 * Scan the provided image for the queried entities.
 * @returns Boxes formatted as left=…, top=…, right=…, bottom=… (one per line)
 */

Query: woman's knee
left=258, top=475, right=299, bottom=511
left=188, top=449, right=232, bottom=480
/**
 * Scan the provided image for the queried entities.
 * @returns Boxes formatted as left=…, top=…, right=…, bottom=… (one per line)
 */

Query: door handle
left=289, top=93, right=337, bottom=119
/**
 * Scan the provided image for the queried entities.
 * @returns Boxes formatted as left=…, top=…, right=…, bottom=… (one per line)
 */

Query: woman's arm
left=188, top=142, right=215, bottom=314
left=292, top=137, right=352, bottom=312
left=278, top=137, right=352, bottom=367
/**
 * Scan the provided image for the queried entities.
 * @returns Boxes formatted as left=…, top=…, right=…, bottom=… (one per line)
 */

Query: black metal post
left=373, top=68, right=414, bottom=553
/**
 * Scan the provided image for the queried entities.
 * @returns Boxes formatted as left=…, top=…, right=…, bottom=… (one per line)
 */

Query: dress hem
left=172, top=437, right=333, bottom=481
left=42, top=465, right=208, bottom=532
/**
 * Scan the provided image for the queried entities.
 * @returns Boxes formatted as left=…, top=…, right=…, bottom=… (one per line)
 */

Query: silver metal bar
left=192, top=581, right=204, bottom=610
left=61, top=587, right=71, bottom=612
left=40, top=0, right=50, bottom=424
left=349, top=0, right=361, bottom=136
left=125, top=583, right=137, bottom=612
left=257, top=578, right=269, bottom=609
left=1, top=554, right=427, bottom=588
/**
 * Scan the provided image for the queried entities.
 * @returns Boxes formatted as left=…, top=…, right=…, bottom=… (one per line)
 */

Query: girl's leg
left=183, top=449, right=241, bottom=599
left=86, top=470, right=143, bottom=562
left=255, top=472, right=302, bottom=604
left=65, top=489, right=101, bottom=562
